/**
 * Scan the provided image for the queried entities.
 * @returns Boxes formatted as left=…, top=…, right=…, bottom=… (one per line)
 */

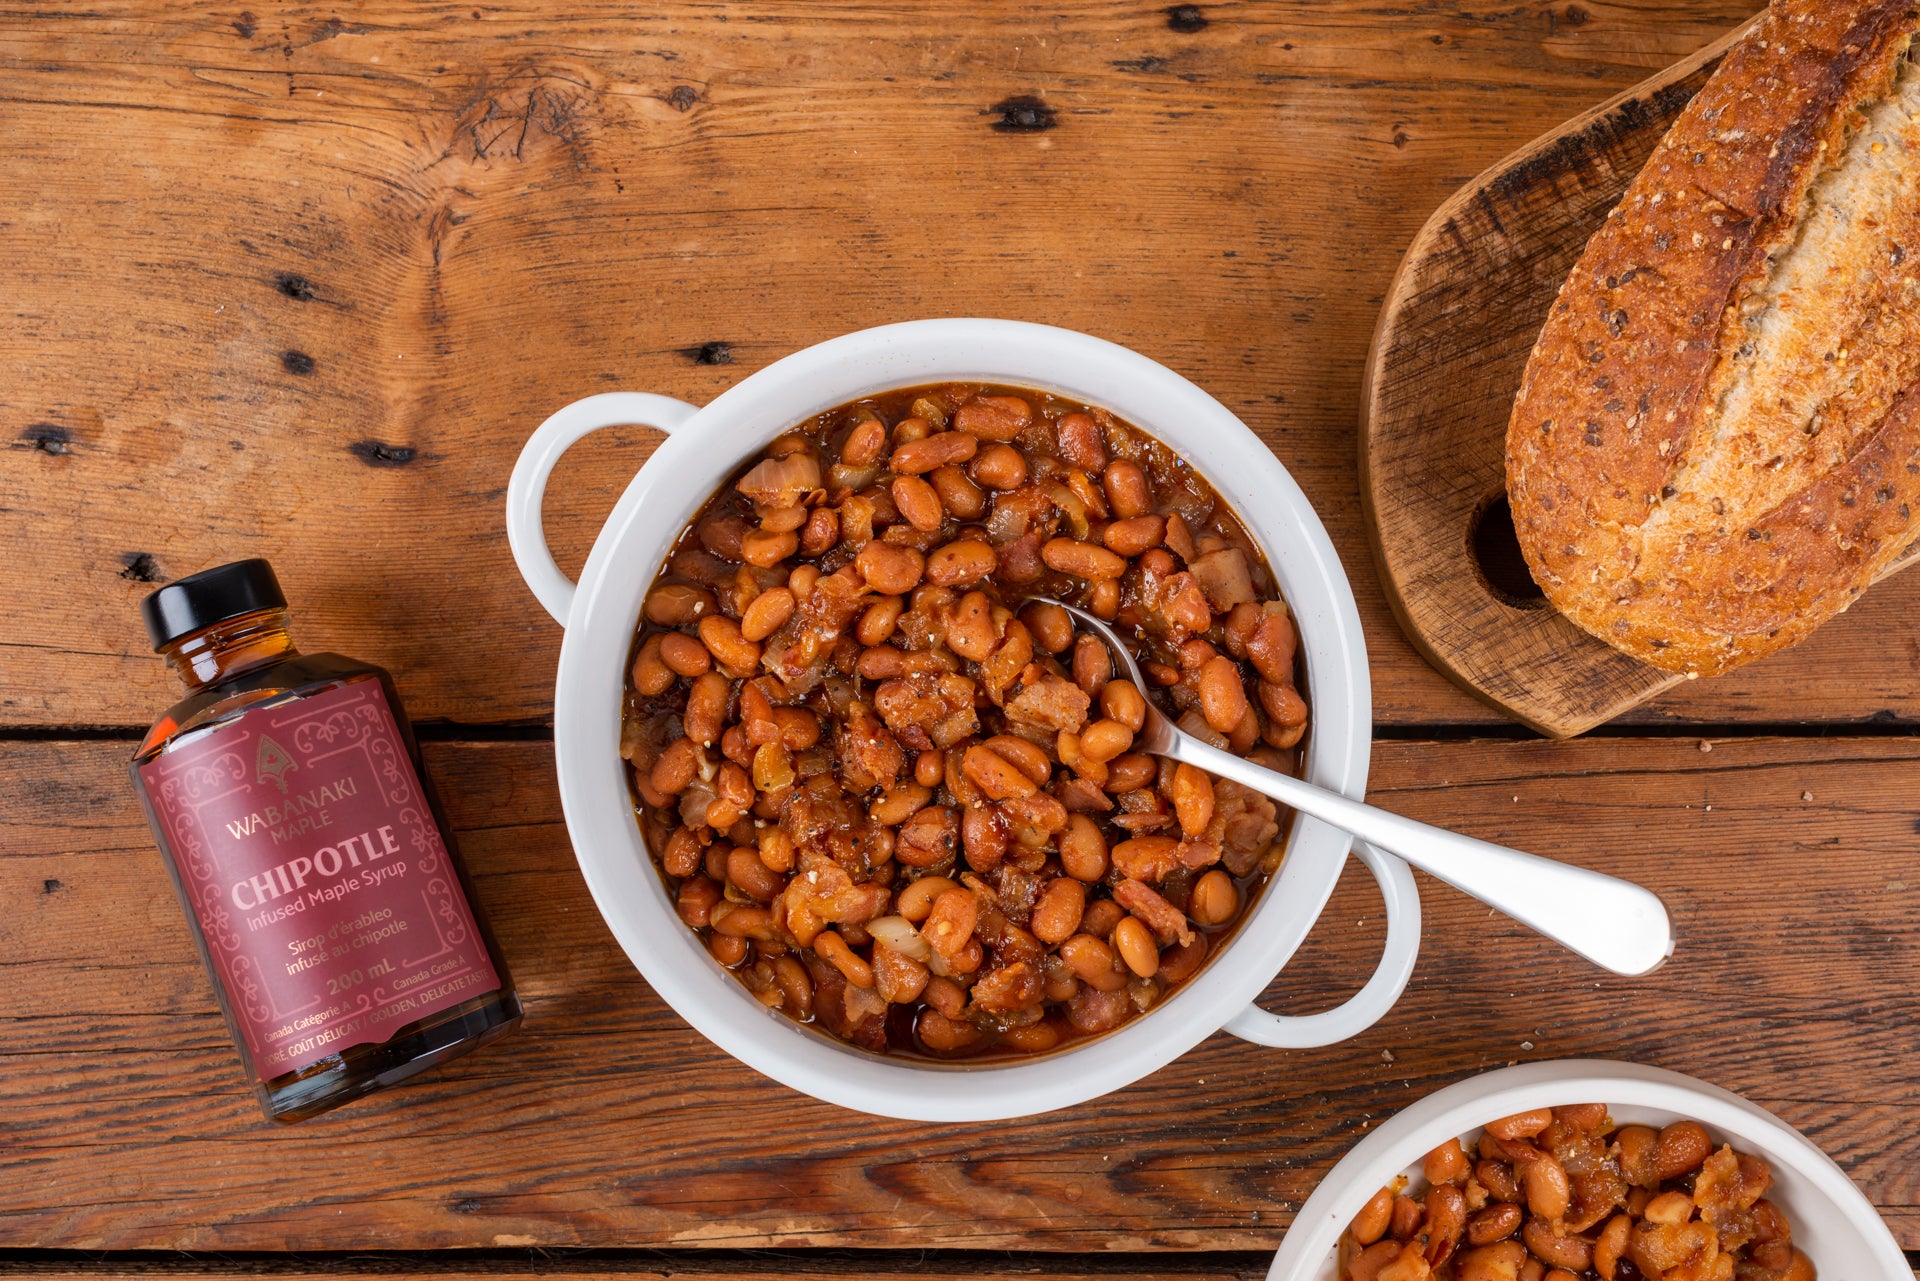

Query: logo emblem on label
left=255, top=733, right=298, bottom=794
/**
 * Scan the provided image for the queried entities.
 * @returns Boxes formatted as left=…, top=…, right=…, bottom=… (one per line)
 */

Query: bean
left=1188, top=869, right=1239, bottom=926
left=710, top=902, right=776, bottom=939
left=1102, top=514, right=1165, bottom=557
left=1055, top=411, right=1108, bottom=469
left=1102, top=459, right=1151, bottom=517
left=1477, top=1159, right=1524, bottom=1205
left=1654, top=1120, right=1713, bottom=1180
left=962, top=804, right=1007, bottom=870
left=663, top=826, right=704, bottom=877
left=871, top=781, right=933, bottom=825
left=1103, top=753, right=1158, bottom=792
left=856, top=595, right=905, bottom=647
left=1521, top=1218, right=1590, bottom=1272
left=1072, top=634, right=1113, bottom=694
left=1347, top=1241, right=1404, bottom=1281
left=759, top=504, right=808, bottom=534
left=1197, top=656, right=1250, bottom=734
left=856, top=541, right=926, bottom=594
left=726, top=845, right=785, bottom=902
left=1157, top=932, right=1208, bottom=982
left=1352, top=1186, right=1394, bottom=1245
left=1523, top=1154, right=1571, bottom=1220
left=698, top=615, right=762, bottom=673
left=788, top=563, right=822, bottom=600
left=922, top=886, right=978, bottom=956
left=1643, top=1190, right=1694, bottom=1225
left=1112, top=916, right=1159, bottom=977
left=1592, top=1215, right=1630, bottom=1281
left=985, top=734, right=1052, bottom=784
left=962, top=743, right=1037, bottom=800
left=1171, top=763, right=1215, bottom=837
left=1425, top=1184, right=1467, bottom=1265
left=1554, top=1103, right=1609, bottom=1130
left=1178, top=638, right=1218, bottom=671
left=659, top=632, right=711, bottom=677
left=1425, top=1138, right=1471, bottom=1186
left=1059, top=934, right=1129, bottom=991
left=923, top=974, right=967, bottom=1018
left=676, top=875, right=721, bottom=927
left=739, top=527, right=799, bottom=568
left=1080, top=898, right=1124, bottom=939
left=897, top=876, right=958, bottom=922
left=842, top=416, right=886, bottom=466
left=1247, top=611, right=1299, bottom=684
left=892, top=475, right=945, bottom=532
left=650, top=738, right=700, bottom=795
left=1030, top=878, right=1087, bottom=943
left=914, top=749, right=945, bottom=788
left=1390, top=1195, right=1422, bottom=1240
left=772, top=955, right=814, bottom=1018
left=1041, top=537, right=1127, bottom=579
left=916, top=1008, right=983, bottom=1053
left=1466, top=1204, right=1520, bottom=1246
left=969, top=441, right=1028, bottom=489
left=1454, top=1242, right=1527, bottom=1281
left=814, top=930, right=875, bottom=988
left=872, top=944, right=930, bottom=1004
left=1080, top=718, right=1135, bottom=763
left=708, top=933, right=749, bottom=965
left=1000, top=1021, right=1061, bottom=1054
left=1614, top=1125, right=1659, bottom=1187
left=1089, top=577, right=1120, bottom=619
left=632, top=634, right=675, bottom=695
left=1059, top=813, right=1109, bottom=881
left=1259, top=679, right=1308, bottom=728
left=954, top=394, right=1031, bottom=441
left=924, top=538, right=996, bottom=586
left=891, top=430, right=977, bottom=474
left=1486, top=1109, right=1554, bottom=1141
left=1021, top=601, right=1075, bottom=654
left=892, top=416, right=931, bottom=447
left=1100, top=680, right=1148, bottom=732
left=758, top=828, right=796, bottom=873
left=929, top=463, right=987, bottom=519
left=645, top=583, right=716, bottom=626
left=946, top=590, right=997, bottom=660
left=772, top=705, right=820, bottom=749
left=740, top=586, right=796, bottom=641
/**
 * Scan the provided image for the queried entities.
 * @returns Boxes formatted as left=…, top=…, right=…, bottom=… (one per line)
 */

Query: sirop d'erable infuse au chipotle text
left=622, top=384, right=1310, bottom=1058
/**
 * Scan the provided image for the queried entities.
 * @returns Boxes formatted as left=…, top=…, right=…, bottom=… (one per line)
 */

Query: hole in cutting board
left=1469, top=491, right=1548, bottom=609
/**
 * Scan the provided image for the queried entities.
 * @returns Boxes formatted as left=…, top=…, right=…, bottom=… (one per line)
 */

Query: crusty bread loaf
left=1506, top=0, right=1920, bottom=676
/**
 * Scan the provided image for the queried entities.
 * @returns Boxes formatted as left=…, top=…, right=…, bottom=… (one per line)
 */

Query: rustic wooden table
left=6, top=2, right=1918, bottom=1278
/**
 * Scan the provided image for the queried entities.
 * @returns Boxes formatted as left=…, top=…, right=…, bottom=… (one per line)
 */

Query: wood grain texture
left=1363, top=15, right=1920, bottom=736
left=5, top=737, right=1917, bottom=1250
left=24, top=0, right=1920, bottom=733
left=11, top=1269, right=1266, bottom=1281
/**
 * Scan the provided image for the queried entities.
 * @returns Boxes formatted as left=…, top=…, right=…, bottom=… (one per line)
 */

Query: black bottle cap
left=140, top=558, right=288, bottom=650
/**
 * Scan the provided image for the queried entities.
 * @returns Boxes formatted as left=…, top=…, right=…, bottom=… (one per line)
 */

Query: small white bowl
left=506, top=319, right=1422, bottom=1121
left=1267, top=1059, right=1905, bottom=1281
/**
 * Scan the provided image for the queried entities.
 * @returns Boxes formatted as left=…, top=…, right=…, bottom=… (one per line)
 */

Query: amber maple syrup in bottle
left=131, top=559, right=520, bottom=1123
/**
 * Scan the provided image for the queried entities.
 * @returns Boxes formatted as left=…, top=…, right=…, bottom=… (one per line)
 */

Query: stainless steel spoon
left=1035, top=598, right=1674, bottom=977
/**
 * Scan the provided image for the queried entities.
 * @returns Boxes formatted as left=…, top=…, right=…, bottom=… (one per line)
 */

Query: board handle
left=506, top=392, right=701, bottom=625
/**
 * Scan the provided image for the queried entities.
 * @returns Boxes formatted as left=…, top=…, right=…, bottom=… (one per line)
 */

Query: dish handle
left=1222, top=843, right=1420, bottom=1048
left=506, top=392, right=701, bottom=625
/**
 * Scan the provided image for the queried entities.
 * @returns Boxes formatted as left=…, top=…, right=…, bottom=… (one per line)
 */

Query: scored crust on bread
left=1506, top=0, right=1920, bottom=676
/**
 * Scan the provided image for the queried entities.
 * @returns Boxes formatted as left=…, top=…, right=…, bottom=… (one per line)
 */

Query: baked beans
left=1340, top=1106, right=1814, bottom=1281
left=623, top=383, right=1310, bottom=1058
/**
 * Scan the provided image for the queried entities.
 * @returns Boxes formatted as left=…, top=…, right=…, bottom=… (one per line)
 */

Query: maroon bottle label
left=138, top=680, right=500, bottom=1082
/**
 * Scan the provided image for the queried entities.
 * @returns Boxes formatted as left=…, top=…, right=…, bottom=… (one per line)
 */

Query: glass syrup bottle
left=131, top=558, right=520, bottom=1123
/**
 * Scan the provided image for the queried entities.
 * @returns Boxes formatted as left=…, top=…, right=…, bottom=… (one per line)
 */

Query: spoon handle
left=1166, top=732, right=1674, bottom=977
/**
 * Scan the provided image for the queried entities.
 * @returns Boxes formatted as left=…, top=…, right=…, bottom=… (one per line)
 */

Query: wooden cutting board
left=1360, top=16, right=1920, bottom=739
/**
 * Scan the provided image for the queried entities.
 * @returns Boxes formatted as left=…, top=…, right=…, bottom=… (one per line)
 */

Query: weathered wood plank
left=16, top=0, right=1913, bottom=733
left=3, top=737, right=1915, bottom=1250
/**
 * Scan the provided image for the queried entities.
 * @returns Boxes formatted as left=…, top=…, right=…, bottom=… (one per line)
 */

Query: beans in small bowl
left=1340, top=1105, right=1813, bottom=1281
left=620, top=383, right=1311, bottom=1059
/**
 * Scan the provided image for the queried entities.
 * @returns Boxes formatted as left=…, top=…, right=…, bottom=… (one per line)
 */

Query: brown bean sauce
left=622, top=383, right=1310, bottom=1060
